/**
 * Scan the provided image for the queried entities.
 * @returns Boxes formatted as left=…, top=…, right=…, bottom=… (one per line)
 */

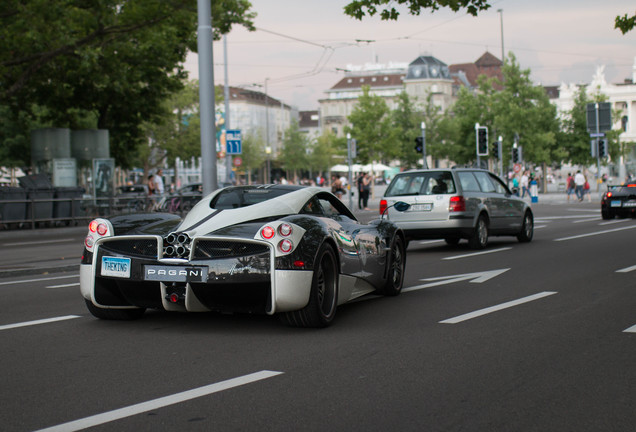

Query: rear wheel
left=280, top=243, right=338, bottom=328
left=468, top=215, right=488, bottom=249
left=517, top=211, right=534, bottom=243
left=381, top=237, right=405, bottom=296
left=84, top=299, right=145, bottom=320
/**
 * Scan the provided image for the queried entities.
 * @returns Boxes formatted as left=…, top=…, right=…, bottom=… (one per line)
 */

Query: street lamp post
left=265, top=146, right=271, bottom=184
left=347, top=133, right=353, bottom=209
left=498, top=9, right=505, bottom=66
left=421, top=121, right=428, bottom=169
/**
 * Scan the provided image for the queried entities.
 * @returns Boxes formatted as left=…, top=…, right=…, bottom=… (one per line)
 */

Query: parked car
left=159, top=183, right=203, bottom=213
left=80, top=185, right=408, bottom=327
left=381, top=168, right=534, bottom=249
left=114, top=184, right=149, bottom=212
left=601, top=181, right=636, bottom=219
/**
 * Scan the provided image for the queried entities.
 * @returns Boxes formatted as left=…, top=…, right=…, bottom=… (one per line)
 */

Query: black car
left=81, top=185, right=408, bottom=327
left=601, top=181, right=636, bottom=219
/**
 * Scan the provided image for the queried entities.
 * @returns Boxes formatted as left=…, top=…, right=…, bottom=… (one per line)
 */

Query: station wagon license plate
left=411, top=203, right=433, bottom=211
left=144, top=265, right=208, bottom=282
left=101, top=256, right=131, bottom=278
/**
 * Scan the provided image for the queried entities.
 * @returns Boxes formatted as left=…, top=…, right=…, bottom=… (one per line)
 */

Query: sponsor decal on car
left=144, top=265, right=208, bottom=282
left=101, top=256, right=131, bottom=278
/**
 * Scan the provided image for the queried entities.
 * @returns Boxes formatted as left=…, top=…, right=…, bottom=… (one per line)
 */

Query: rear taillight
left=606, top=192, right=613, bottom=198
left=380, top=199, right=388, bottom=215
left=85, top=218, right=113, bottom=252
left=449, top=196, right=466, bottom=212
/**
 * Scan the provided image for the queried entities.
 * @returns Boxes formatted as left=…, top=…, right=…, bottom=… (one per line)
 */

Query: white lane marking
left=34, top=370, right=284, bottom=432
left=0, top=315, right=80, bottom=331
left=623, top=325, right=636, bottom=333
left=404, top=269, right=510, bottom=292
left=439, top=291, right=557, bottom=324
left=46, top=282, right=80, bottom=289
left=536, top=214, right=598, bottom=220
left=534, top=225, right=547, bottom=229
left=0, top=274, right=79, bottom=286
left=3, top=239, right=76, bottom=247
left=554, top=225, right=636, bottom=241
left=616, top=265, right=636, bottom=273
left=599, top=219, right=631, bottom=226
left=442, top=247, right=511, bottom=261
left=573, top=218, right=600, bottom=223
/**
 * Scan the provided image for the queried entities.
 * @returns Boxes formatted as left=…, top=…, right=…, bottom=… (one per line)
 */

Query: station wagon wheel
left=468, top=215, right=488, bottom=249
left=517, top=211, right=534, bottom=243
left=280, top=243, right=338, bottom=328
left=381, top=237, right=405, bottom=296
left=84, top=299, right=146, bottom=320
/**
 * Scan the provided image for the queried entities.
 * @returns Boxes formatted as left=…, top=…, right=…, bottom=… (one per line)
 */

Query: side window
left=300, top=197, right=324, bottom=216
left=387, top=174, right=425, bottom=195
left=318, top=198, right=341, bottom=218
left=489, top=174, right=510, bottom=195
left=457, top=172, right=480, bottom=192
left=474, top=172, right=496, bottom=193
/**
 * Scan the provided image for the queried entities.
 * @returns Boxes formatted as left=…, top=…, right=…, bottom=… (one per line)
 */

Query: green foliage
left=347, top=86, right=399, bottom=164
left=391, top=92, right=421, bottom=168
left=615, top=13, right=636, bottom=34
left=240, top=132, right=266, bottom=184
left=279, top=120, right=309, bottom=181
left=343, top=0, right=491, bottom=20
left=0, top=0, right=255, bottom=168
left=309, top=131, right=344, bottom=174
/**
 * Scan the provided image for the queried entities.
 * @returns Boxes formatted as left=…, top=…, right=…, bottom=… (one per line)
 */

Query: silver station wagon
left=381, top=168, right=533, bottom=249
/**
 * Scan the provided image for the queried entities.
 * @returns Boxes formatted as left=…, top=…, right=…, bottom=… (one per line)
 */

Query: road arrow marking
left=443, top=247, right=511, bottom=260
left=403, top=268, right=510, bottom=292
left=616, top=264, right=636, bottom=273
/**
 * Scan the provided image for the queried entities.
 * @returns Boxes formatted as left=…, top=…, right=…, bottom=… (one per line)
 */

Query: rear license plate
left=144, top=265, right=208, bottom=282
left=101, top=256, right=131, bottom=278
left=411, top=203, right=433, bottom=211
left=611, top=200, right=622, bottom=207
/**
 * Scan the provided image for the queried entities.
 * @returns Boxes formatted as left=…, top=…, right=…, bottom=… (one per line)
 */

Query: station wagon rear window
left=386, top=171, right=456, bottom=196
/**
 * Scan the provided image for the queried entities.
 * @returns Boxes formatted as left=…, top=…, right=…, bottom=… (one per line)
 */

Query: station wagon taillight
left=449, top=196, right=466, bottom=212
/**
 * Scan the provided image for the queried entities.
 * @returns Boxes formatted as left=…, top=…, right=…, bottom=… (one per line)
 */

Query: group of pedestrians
left=566, top=170, right=591, bottom=202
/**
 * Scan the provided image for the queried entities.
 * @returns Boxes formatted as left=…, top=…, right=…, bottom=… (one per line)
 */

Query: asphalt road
left=1, top=201, right=635, bottom=431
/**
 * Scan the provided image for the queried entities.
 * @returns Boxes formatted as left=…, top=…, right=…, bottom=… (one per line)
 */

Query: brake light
left=380, top=199, right=388, bottom=215
left=449, top=196, right=466, bottom=212
left=606, top=191, right=613, bottom=198
left=260, top=226, right=275, bottom=239
left=89, top=220, right=98, bottom=233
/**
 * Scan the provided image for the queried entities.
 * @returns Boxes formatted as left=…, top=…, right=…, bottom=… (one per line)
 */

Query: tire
left=468, top=215, right=488, bottom=249
left=280, top=243, right=338, bottom=328
left=381, top=236, right=405, bottom=296
left=517, top=211, right=534, bottom=243
left=601, top=209, right=613, bottom=220
left=444, top=238, right=460, bottom=246
left=85, top=299, right=146, bottom=320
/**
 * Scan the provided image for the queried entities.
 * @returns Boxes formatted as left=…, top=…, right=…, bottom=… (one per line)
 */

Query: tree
left=392, top=91, right=421, bottom=169
left=344, top=0, right=491, bottom=20
left=309, top=131, right=344, bottom=176
left=0, top=0, right=255, bottom=168
left=278, top=120, right=309, bottom=183
left=240, top=132, right=266, bottom=185
left=559, top=86, right=594, bottom=166
left=347, top=86, right=399, bottom=165
left=345, top=1, right=633, bottom=35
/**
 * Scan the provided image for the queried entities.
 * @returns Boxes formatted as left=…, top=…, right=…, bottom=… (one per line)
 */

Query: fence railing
left=0, top=195, right=191, bottom=230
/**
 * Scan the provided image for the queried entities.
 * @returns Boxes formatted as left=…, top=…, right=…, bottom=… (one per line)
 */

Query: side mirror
left=382, top=201, right=411, bottom=219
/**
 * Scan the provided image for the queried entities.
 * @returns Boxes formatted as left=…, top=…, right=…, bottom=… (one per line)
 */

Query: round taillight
left=85, top=235, right=94, bottom=248
left=607, top=192, right=613, bottom=198
left=261, top=226, right=275, bottom=239
left=278, top=223, right=292, bottom=236
left=278, top=239, right=293, bottom=253
left=97, top=223, right=108, bottom=236
left=89, top=220, right=98, bottom=233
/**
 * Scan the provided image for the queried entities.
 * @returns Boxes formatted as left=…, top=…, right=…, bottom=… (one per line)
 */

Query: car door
left=488, top=173, right=524, bottom=233
left=472, top=171, right=505, bottom=232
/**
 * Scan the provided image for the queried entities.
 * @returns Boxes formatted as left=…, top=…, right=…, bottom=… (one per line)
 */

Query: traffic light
left=414, top=136, right=423, bottom=153
left=492, top=142, right=499, bottom=159
left=598, top=139, right=608, bottom=158
left=512, top=147, right=519, bottom=163
left=477, top=127, right=488, bottom=156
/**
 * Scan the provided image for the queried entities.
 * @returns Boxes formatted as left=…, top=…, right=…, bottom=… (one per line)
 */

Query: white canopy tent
left=330, top=163, right=390, bottom=173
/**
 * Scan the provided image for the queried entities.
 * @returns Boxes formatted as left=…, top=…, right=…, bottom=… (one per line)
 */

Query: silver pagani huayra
left=80, top=185, right=407, bottom=327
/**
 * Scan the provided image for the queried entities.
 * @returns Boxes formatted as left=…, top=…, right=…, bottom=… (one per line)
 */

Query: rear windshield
left=210, top=187, right=293, bottom=209
left=385, top=171, right=456, bottom=196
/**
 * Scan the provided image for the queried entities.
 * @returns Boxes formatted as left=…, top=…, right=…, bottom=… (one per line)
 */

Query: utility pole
left=197, top=0, right=217, bottom=196
left=223, top=35, right=232, bottom=185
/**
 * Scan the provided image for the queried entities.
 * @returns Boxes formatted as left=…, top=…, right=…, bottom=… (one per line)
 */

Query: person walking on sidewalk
left=520, top=171, right=530, bottom=198
left=361, top=173, right=371, bottom=210
left=574, top=170, right=586, bottom=201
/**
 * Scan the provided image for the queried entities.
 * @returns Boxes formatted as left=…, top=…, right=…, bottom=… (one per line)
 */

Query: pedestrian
left=583, top=175, right=592, bottom=202
left=574, top=170, right=585, bottom=201
left=331, top=175, right=344, bottom=199
left=153, top=169, right=165, bottom=195
left=147, top=175, right=155, bottom=196
left=512, top=175, right=520, bottom=196
left=520, top=171, right=529, bottom=198
left=361, top=173, right=371, bottom=210
left=356, top=172, right=365, bottom=209
left=566, top=173, right=575, bottom=202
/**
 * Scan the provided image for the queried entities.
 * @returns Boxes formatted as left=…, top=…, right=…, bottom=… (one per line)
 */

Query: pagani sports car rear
left=601, top=182, right=636, bottom=219
left=80, top=185, right=407, bottom=327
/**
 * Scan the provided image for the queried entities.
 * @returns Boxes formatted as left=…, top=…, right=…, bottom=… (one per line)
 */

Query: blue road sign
left=226, top=129, right=242, bottom=154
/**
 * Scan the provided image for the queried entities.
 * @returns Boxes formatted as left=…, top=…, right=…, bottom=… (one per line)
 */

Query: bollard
left=530, top=180, right=538, bottom=203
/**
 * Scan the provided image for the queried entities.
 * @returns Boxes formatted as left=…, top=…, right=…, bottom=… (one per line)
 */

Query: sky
left=184, top=0, right=636, bottom=111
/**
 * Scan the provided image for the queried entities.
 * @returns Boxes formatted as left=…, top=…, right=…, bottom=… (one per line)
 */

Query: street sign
left=226, top=129, right=242, bottom=154
left=233, top=156, right=242, bottom=167
left=586, top=102, right=612, bottom=133
left=590, top=132, right=605, bottom=138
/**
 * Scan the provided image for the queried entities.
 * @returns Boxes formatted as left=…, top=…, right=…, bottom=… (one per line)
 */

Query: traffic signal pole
left=595, top=102, right=601, bottom=192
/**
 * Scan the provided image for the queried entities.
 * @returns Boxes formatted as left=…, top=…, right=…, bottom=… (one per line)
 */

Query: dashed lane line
left=34, top=370, right=284, bottom=432
left=0, top=315, right=80, bottom=331
left=554, top=224, right=636, bottom=241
